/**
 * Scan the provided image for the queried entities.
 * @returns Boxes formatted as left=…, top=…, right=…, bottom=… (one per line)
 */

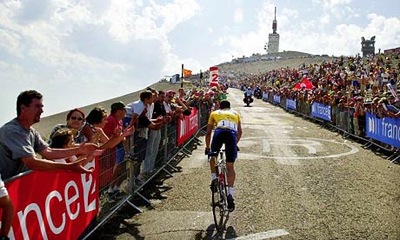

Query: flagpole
left=181, top=64, right=184, bottom=88
left=200, top=69, right=203, bottom=87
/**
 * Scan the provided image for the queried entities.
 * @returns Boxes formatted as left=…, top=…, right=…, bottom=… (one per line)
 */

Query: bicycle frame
left=209, top=149, right=229, bottom=231
left=216, top=151, right=228, bottom=209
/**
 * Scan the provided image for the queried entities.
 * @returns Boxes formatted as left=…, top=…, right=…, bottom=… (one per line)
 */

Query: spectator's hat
left=111, top=101, right=126, bottom=111
left=165, top=90, right=176, bottom=97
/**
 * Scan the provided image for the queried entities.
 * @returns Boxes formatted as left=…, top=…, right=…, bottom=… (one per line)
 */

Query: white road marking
left=262, top=139, right=270, bottom=153
left=301, top=144, right=317, bottom=154
left=226, top=229, right=290, bottom=240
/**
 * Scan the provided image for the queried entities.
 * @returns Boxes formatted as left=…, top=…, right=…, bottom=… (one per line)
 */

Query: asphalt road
left=90, top=88, right=400, bottom=240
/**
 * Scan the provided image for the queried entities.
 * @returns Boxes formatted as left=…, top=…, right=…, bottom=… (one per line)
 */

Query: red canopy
left=294, top=77, right=314, bottom=90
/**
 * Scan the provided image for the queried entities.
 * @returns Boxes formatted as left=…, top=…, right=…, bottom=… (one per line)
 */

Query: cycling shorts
left=211, top=128, right=238, bottom=163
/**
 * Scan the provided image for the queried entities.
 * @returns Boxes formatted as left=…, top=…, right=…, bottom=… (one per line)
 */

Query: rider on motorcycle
left=244, top=87, right=253, bottom=98
left=243, top=87, right=254, bottom=105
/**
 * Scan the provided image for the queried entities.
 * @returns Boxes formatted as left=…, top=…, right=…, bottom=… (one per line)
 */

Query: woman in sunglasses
left=49, top=108, right=87, bottom=144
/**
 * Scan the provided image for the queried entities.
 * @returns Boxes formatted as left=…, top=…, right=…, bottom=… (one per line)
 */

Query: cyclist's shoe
left=227, top=194, right=235, bottom=212
left=210, top=179, right=218, bottom=193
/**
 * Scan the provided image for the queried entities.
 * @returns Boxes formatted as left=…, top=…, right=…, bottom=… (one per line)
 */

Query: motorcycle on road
left=243, top=94, right=253, bottom=107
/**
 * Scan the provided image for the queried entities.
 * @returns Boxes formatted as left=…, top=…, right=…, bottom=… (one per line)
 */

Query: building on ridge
left=361, top=36, right=375, bottom=57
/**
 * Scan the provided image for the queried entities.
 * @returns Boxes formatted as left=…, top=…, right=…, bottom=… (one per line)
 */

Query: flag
left=387, top=83, right=399, bottom=101
left=183, top=69, right=192, bottom=77
left=293, top=77, right=313, bottom=90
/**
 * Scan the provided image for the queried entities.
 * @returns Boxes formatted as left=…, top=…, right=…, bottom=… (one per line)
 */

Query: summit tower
left=265, top=7, right=280, bottom=54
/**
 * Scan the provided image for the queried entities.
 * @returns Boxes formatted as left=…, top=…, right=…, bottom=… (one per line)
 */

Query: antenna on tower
left=265, top=6, right=279, bottom=54
left=272, top=7, right=277, bottom=34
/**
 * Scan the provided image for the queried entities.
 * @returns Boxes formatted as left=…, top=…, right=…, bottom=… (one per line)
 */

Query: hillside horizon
left=34, top=52, right=332, bottom=136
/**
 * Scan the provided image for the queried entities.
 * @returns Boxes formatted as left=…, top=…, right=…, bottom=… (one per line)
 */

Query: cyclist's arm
left=236, top=120, right=242, bottom=143
left=205, top=124, right=213, bottom=150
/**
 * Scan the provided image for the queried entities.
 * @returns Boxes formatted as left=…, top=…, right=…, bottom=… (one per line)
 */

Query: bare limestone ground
left=30, top=55, right=399, bottom=239
left=87, top=89, right=400, bottom=240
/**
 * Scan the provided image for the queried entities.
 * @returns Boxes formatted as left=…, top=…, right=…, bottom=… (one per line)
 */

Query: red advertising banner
left=177, top=108, right=199, bottom=146
left=209, top=66, right=219, bottom=88
left=1, top=160, right=99, bottom=240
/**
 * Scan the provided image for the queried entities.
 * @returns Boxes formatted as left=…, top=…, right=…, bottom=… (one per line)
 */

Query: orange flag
left=183, top=69, right=192, bottom=77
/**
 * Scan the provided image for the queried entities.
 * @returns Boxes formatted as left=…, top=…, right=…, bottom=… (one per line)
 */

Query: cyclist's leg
left=210, top=131, right=223, bottom=179
left=224, top=130, right=237, bottom=196
left=209, top=156, right=217, bottom=177
left=226, top=163, right=235, bottom=189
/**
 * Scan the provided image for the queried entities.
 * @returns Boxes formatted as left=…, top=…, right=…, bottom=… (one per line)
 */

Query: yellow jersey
left=208, top=109, right=240, bottom=132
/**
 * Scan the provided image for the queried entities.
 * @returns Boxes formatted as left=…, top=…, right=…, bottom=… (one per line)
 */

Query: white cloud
left=314, top=0, right=353, bottom=9
left=0, top=0, right=399, bottom=125
left=319, top=14, right=331, bottom=25
left=233, top=8, right=244, bottom=24
left=364, top=13, right=400, bottom=49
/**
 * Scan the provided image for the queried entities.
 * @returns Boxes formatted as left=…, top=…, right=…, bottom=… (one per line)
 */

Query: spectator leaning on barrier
left=125, top=90, right=159, bottom=186
left=165, top=90, right=191, bottom=120
left=0, top=90, right=99, bottom=181
left=178, top=87, right=186, bottom=101
left=163, top=90, right=176, bottom=115
left=50, top=128, right=85, bottom=163
left=102, top=101, right=134, bottom=201
left=80, top=106, right=134, bottom=149
left=80, top=106, right=109, bottom=145
left=49, top=108, right=87, bottom=144
left=354, top=96, right=366, bottom=136
left=141, top=90, right=165, bottom=180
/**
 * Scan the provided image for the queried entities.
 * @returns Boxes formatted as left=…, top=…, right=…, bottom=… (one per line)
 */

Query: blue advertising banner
left=273, top=95, right=280, bottom=104
left=286, top=99, right=297, bottom=110
left=262, top=92, right=269, bottom=101
left=366, top=112, right=400, bottom=148
left=311, top=102, right=331, bottom=122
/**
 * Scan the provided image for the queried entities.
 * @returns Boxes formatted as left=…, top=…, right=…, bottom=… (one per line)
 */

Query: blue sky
left=1, top=0, right=399, bottom=125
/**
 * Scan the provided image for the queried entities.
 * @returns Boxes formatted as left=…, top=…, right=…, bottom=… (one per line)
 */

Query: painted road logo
left=239, top=137, right=359, bottom=165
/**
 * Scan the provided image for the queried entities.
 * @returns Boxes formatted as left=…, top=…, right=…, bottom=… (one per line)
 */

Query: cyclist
left=205, top=100, right=242, bottom=212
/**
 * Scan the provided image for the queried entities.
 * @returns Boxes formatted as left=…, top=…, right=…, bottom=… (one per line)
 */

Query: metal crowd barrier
left=80, top=102, right=211, bottom=239
left=2, top=101, right=211, bottom=240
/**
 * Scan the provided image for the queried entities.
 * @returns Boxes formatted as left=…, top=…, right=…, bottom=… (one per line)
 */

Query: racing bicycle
left=208, top=149, right=229, bottom=231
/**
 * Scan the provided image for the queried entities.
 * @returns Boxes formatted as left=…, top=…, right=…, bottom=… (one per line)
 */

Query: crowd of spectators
left=4, top=51, right=398, bottom=237
left=0, top=78, right=231, bottom=237
left=235, top=53, right=400, bottom=136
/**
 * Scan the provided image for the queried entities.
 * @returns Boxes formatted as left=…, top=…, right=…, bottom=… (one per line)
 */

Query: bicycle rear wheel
left=211, top=179, right=226, bottom=231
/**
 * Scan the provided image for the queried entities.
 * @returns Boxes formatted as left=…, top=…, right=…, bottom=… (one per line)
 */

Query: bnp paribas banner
left=366, top=112, right=400, bottom=148
left=273, top=94, right=280, bottom=104
left=286, top=98, right=297, bottom=110
left=311, top=102, right=331, bottom=122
